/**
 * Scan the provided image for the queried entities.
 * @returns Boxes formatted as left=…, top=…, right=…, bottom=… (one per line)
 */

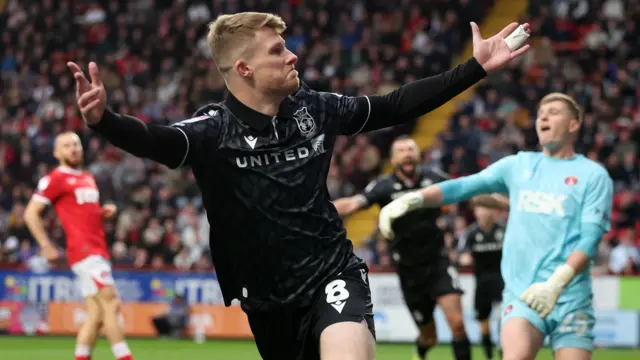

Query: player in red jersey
left=24, top=132, right=135, bottom=360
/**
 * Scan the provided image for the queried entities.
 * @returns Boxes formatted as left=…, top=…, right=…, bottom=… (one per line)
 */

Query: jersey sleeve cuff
left=352, top=96, right=371, bottom=135
left=32, top=194, right=51, bottom=205
left=172, top=126, right=190, bottom=168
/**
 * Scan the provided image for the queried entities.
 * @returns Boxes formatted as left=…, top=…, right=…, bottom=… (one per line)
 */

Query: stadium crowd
left=0, top=0, right=638, bottom=275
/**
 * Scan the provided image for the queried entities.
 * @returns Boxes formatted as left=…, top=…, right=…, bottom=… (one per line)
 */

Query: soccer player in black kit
left=457, top=204, right=507, bottom=360
left=67, top=11, right=529, bottom=360
left=334, top=136, right=502, bottom=360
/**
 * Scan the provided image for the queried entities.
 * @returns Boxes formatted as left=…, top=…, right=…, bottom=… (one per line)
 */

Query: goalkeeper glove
left=378, top=191, right=424, bottom=239
left=520, top=264, right=575, bottom=319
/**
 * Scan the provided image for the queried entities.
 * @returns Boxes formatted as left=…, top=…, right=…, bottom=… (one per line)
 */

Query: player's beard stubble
left=63, top=154, right=84, bottom=169
left=396, top=159, right=418, bottom=178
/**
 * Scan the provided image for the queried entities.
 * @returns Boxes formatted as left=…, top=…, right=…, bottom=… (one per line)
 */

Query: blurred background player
left=379, top=92, right=614, bottom=360
left=457, top=204, right=506, bottom=360
left=335, top=135, right=503, bottom=360
left=152, top=294, right=190, bottom=339
left=23, top=132, right=134, bottom=360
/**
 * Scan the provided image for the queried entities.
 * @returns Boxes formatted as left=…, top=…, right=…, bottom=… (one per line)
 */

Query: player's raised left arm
left=68, top=62, right=217, bottom=169
left=378, top=155, right=516, bottom=239
left=333, top=23, right=530, bottom=135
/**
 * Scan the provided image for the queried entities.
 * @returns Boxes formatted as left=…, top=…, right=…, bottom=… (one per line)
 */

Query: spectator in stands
left=609, top=229, right=640, bottom=275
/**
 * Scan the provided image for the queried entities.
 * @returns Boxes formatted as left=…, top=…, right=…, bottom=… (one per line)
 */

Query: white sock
left=111, top=342, right=131, bottom=359
left=75, top=344, right=91, bottom=357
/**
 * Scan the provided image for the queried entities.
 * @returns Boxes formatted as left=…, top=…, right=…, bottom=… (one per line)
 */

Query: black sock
left=482, top=334, right=493, bottom=359
left=416, top=340, right=432, bottom=359
left=452, top=337, right=471, bottom=360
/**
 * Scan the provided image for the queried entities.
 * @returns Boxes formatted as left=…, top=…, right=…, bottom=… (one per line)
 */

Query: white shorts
left=71, top=255, right=115, bottom=297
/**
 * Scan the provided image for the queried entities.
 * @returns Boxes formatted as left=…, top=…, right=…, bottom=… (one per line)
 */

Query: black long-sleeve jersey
left=458, top=222, right=504, bottom=277
left=361, top=166, right=450, bottom=267
left=89, top=57, right=486, bottom=310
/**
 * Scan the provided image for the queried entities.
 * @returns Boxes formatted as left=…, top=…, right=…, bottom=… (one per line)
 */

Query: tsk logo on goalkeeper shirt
left=517, top=190, right=568, bottom=217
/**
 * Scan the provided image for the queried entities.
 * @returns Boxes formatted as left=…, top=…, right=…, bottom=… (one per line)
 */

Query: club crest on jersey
left=504, top=304, right=513, bottom=316
left=564, top=176, right=578, bottom=186
left=293, top=107, right=316, bottom=138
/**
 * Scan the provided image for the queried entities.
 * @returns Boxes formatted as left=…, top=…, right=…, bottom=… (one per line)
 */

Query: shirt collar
left=57, top=166, right=83, bottom=176
left=223, top=82, right=308, bottom=131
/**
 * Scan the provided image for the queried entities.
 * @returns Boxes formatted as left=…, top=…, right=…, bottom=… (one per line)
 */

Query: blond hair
left=539, top=93, right=583, bottom=123
left=207, top=12, right=287, bottom=75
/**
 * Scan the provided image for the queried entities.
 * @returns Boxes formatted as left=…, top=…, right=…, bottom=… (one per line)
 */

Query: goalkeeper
left=378, top=93, right=613, bottom=360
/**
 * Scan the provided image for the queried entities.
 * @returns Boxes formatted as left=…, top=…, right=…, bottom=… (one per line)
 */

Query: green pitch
left=1, top=336, right=638, bottom=359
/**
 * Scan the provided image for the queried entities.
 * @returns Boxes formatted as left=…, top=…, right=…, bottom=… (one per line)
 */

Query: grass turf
left=1, top=336, right=638, bottom=359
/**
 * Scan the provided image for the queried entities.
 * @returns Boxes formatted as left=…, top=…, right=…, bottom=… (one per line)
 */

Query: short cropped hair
left=207, top=12, right=287, bottom=75
left=538, top=93, right=583, bottom=123
left=393, top=135, right=414, bottom=142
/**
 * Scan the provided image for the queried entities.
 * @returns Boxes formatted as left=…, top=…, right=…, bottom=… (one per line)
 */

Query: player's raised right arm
left=68, top=61, right=197, bottom=169
left=90, top=109, right=194, bottom=169
left=420, top=155, right=515, bottom=207
left=379, top=155, right=515, bottom=239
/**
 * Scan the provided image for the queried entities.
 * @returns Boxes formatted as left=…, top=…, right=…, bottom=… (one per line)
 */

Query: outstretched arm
left=333, top=195, right=369, bottom=217
left=333, top=179, right=388, bottom=216
left=68, top=61, right=206, bottom=169
left=419, top=166, right=510, bottom=208
left=90, top=109, right=192, bottom=169
left=333, top=23, right=530, bottom=135
left=378, top=156, right=515, bottom=239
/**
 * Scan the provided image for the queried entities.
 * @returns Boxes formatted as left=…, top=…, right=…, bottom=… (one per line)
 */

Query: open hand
left=67, top=61, right=107, bottom=125
left=472, top=22, right=531, bottom=73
